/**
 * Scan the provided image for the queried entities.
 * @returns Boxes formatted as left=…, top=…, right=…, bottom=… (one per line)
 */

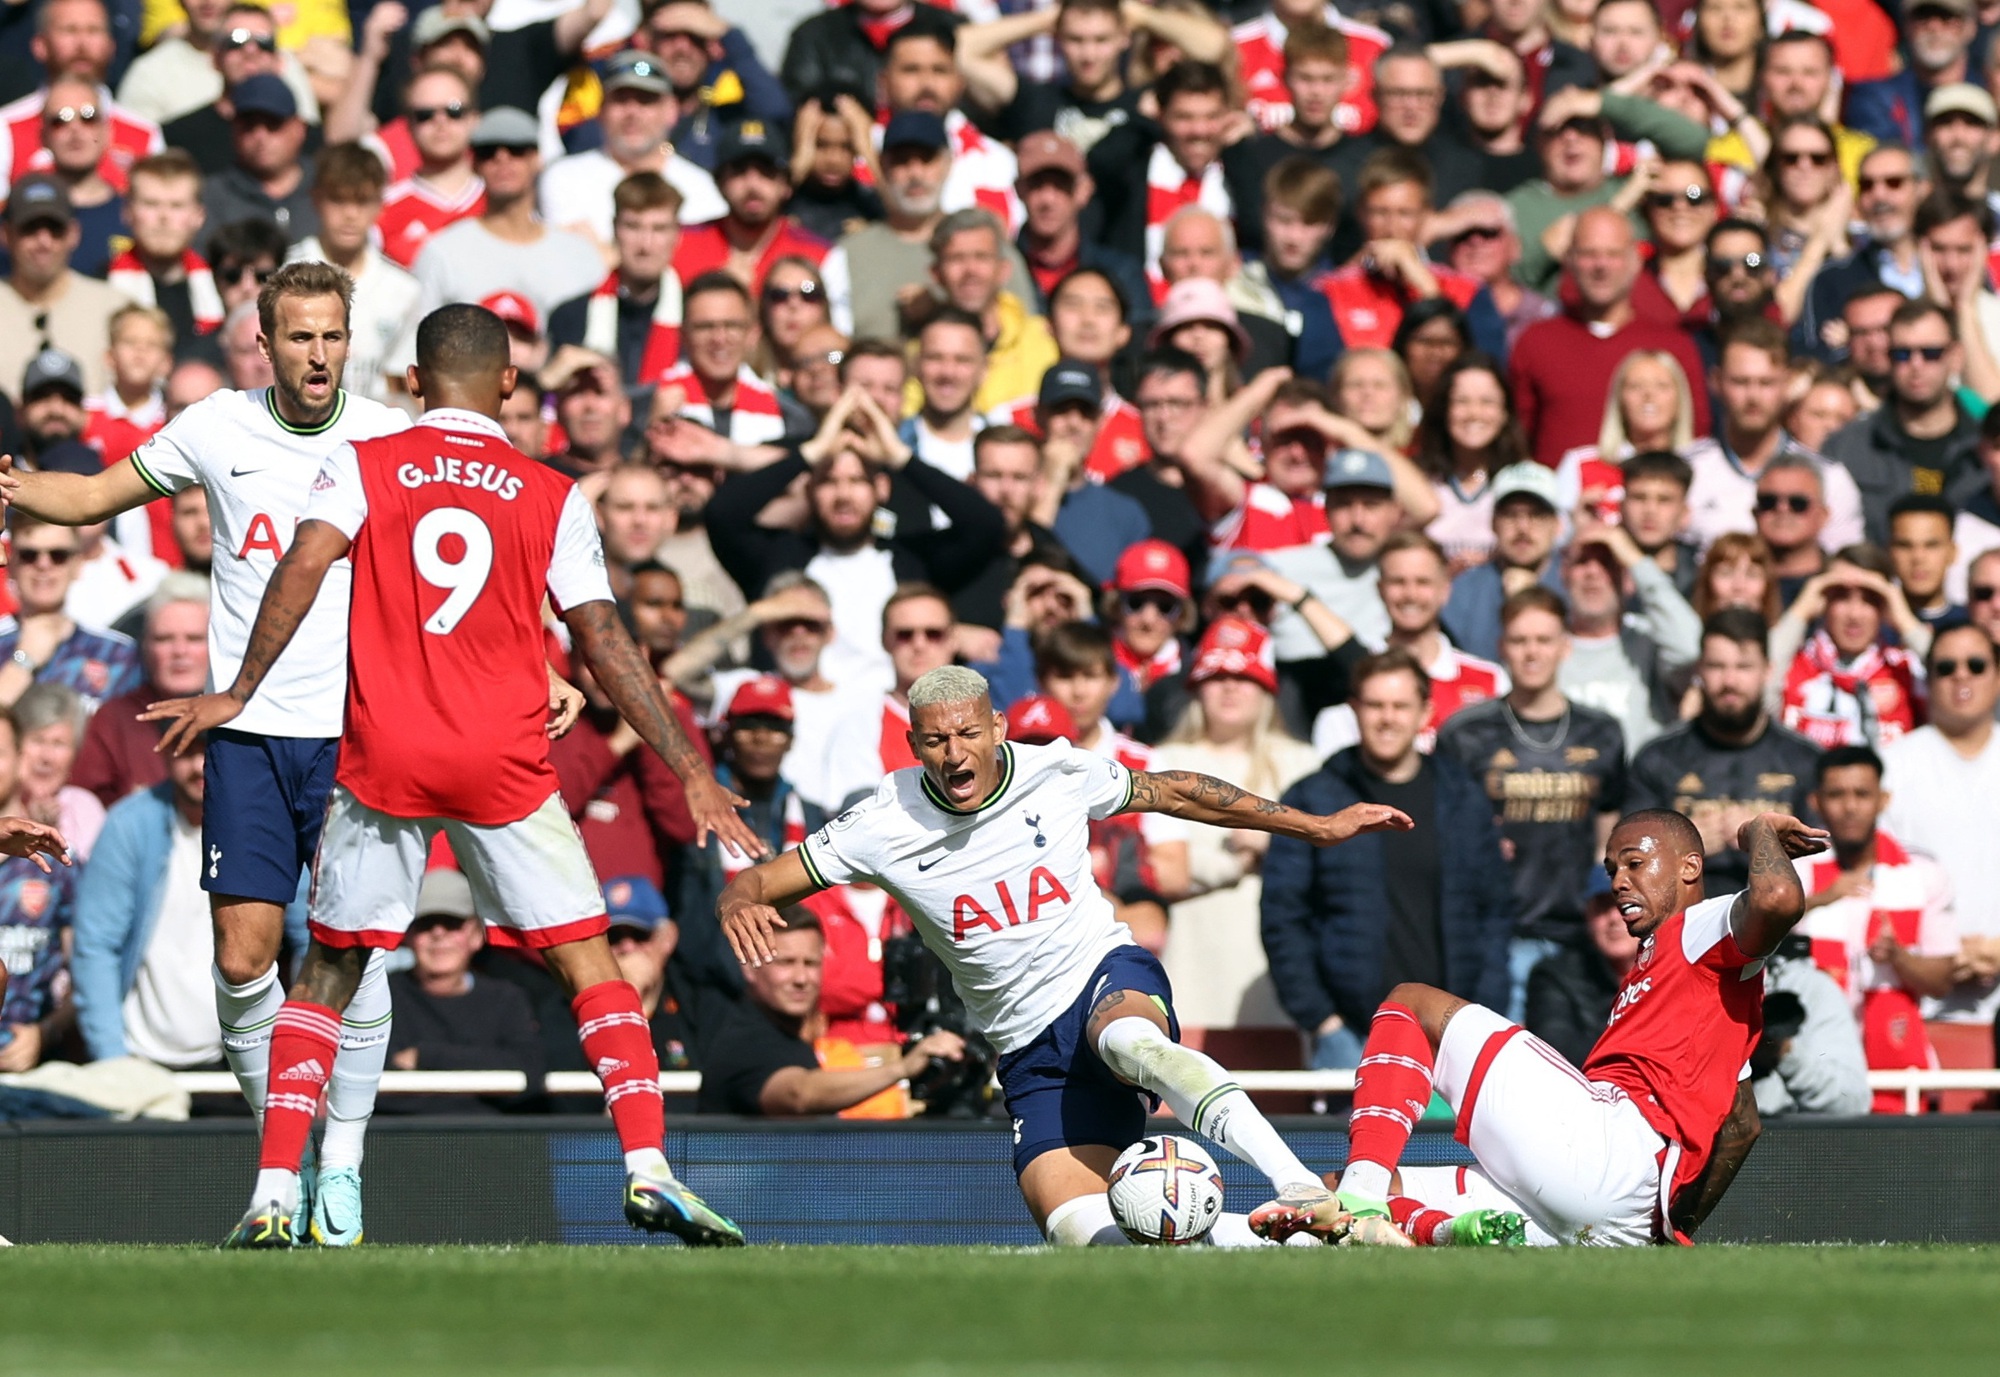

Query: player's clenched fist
left=1313, top=803, right=1415, bottom=845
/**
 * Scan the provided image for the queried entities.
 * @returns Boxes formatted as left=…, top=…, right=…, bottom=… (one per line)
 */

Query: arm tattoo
left=568, top=601, right=707, bottom=781
left=1670, top=1080, right=1761, bottom=1238
left=1127, top=770, right=1290, bottom=827
left=231, top=533, right=335, bottom=701
left=1746, top=821, right=1791, bottom=884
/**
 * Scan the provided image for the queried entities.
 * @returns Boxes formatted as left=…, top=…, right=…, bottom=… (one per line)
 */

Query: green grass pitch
left=3, top=1245, right=1997, bottom=1375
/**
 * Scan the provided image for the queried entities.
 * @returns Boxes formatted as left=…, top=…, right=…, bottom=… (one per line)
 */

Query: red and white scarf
left=108, top=249, right=223, bottom=334
left=1142, top=142, right=1231, bottom=273
left=657, top=360, right=787, bottom=447
left=583, top=271, right=683, bottom=388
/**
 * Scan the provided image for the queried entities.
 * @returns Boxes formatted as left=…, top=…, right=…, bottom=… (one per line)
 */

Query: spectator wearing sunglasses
left=0, top=0, right=163, bottom=193
left=202, top=216, right=286, bottom=321
left=0, top=514, right=142, bottom=713
left=671, top=122, right=828, bottom=296
left=34, top=75, right=122, bottom=279
left=157, top=4, right=317, bottom=178
left=1824, top=297, right=1989, bottom=544
left=199, top=75, right=317, bottom=242
left=823, top=584, right=965, bottom=803
left=374, top=64, right=484, bottom=270
left=1750, top=455, right=1832, bottom=612
left=1881, top=620, right=2000, bottom=1022
left=1793, top=144, right=1925, bottom=363
left=117, top=1, right=320, bottom=129
left=1960, top=549, right=2000, bottom=645
left=0, top=177, right=128, bottom=404
left=1641, top=160, right=1720, bottom=322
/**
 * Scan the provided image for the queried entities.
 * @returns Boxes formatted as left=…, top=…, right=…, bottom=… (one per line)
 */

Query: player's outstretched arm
left=0, top=816, right=71, bottom=873
left=141, top=519, right=352, bottom=755
left=718, top=850, right=822, bottom=968
left=1730, top=812, right=1829, bottom=958
left=564, top=599, right=769, bottom=860
left=1123, top=770, right=1414, bottom=845
left=1669, top=1079, right=1761, bottom=1239
left=0, top=453, right=159, bottom=530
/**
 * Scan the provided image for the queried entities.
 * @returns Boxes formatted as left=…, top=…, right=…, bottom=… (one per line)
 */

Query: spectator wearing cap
left=382, top=869, right=545, bottom=1114
left=370, top=63, right=484, bottom=270
left=1440, top=461, right=1566, bottom=664
left=1523, top=872, right=1639, bottom=1066
left=674, top=674, right=834, bottom=990
left=539, top=50, right=726, bottom=251
left=1026, top=359, right=1153, bottom=588
left=1151, top=208, right=1294, bottom=379
left=1508, top=208, right=1713, bottom=467
left=549, top=173, right=687, bottom=395
left=35, top=73, right=123, bottom=279
left=818, top=109, right=1038, bottom=344
left=875, top=27, right=1022, bottom=229
left=1846, top=0, right=1979, bottom=156
left=117, top=1, right=322, bottom=129
left=631, top=2, right=793, bottom=176
left=285, top=144, right=420, bottom=408
left=1103, top=539, right=1195, bottom=694
left=0, top=175, right=130, bottom=404
left=1258, top=444, right=1399, bottom=667
left=780, top=0, right=960, bottom=137
left=601, top=873, right=726, bottom=1072
left=1153, top=614, right=1320, bottom=1032
left=0, top=0, right=164, bottom=192
left=1261, top=646, right=1514, bottom=1068
left=199, top=73, right=316, bottom=241
left=1011, top=130, right=1151, bottom=328
left=148, top=4, right=320, bottom=173
left=1925, top=83, right=2000, bottom=205
left=17, top=347, right=92, bottom=470
left=484, top=290, right=546, bottom=380
left=671, top=121, right=828, bottom=296
left=413, top=107, right=604, bottom=324
left=1148, top=276, right=1251, bottom=404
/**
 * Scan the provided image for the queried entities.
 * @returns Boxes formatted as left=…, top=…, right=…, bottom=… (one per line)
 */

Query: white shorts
left=1431, top=1003, right=1677, bottom=1247
left=307, top=785, right=608, bottom=951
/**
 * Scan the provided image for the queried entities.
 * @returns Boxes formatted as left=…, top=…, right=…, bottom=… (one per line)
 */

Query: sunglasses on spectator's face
left=1707, top=252, right=1767, bottom=278
left=1778, top=148, right=1834, bottom=167
left=473, top=144, right=537, bottom=161
left=1456, top=225, right=1502, bottom=244
left=770, top=617, right=830, bottom=636
left=219, top=262, right=273, bottom=286
left=1216, top=587, right=1275, bottom=615
left=1934, top=656, right=1992, bottom=677
left=14, top=547, right=75, bottom=566
left=1123, top=591, right=1181, bottom=616
left=409, top=102, right=470, bottom=125
left=888, top=625, right=951, bottom=645
left=1889, top=345, right=1949, bottom=363
left=762, top=281, right=820, bottom=307
left=1644, top=185, right=1709, bottom=212
left=1860, top=174, right=1911, bottom=192
left=1756, top=492, right=1813, bottom=514
left=42, top=103, right=98, bottom=126
left=1971, top=583, right=1998, bottom=603
left=219, top=28, right=277, bottom=53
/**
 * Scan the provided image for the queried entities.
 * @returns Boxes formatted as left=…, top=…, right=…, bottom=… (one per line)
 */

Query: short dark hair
left=1706, top=216, right=1768, bottom=254
left=774, top=906, right=823, bottom=936
left=1137, top=346, right=1206, bottom=397
left=1889, top=296, right=1955, bottom=340
left=1888, top=492, right=1957, bottom=529
left=918, top=304, right=987, bottom=345
left=1815, top=743, right=1884, bottom=786
left=1049, top=266, right=1129, bottom=322
left=684, top=269, right=753, bottom=313
left=1034, top=620, right=1116, bottom=678
left=1501, top=584, right=1568, bottom=628
left=1703, top=607, right=1770, bottom=656
left=207, top=216, right=288, bottom=274
left=312, top=141, right=387, bottom=201
left=839, top=337, right=905, bottom=385
left=1766, top=29, right=1833, bottom=61
left=884, top=20, right=955, bottom=60
left=1614, top=808, right=1704, bottom=859
left=1915, top=188, right=1995, bottom=242
left=1623, top=449, right=1694, bottom=494
left=1928, top=618, right=2000, bottom=676
left=1350, top=645, right=1431, bottom=701
left=1831, top=541, right=1895, bottom=581
left=1843, top=281, right=1906, bottom=316
left=1155, top=60, right=1229, bottom=108
left=1719, top=315, right=1789, bottom=365
left=416, top=302, right=510, bottom=376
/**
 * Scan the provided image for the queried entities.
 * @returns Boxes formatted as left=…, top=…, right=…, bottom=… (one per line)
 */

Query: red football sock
left=1345, top=1002, right=1435, bottom=1186
left=572, top=980, right=664, bottom=1155
left=1390, top=1195, right=1452, bottom=1246
left=259, top=1001, right=341, bottom=1171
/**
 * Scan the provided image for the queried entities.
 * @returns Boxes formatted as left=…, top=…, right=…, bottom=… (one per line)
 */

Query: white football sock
left=214, top=963, right=284, bottom=1119
left=1043, top=1194, right=1129, bottom=1247
left=1095, top=1017, right=1317, bottom=1191
left=625, top=1147, right=669, bottom=1175
left=320, top=950, right=391, bottom=1172
left=1206, top=1212, right=1281, bottom=1248
left=252, top=1168, right=300, bottom=1214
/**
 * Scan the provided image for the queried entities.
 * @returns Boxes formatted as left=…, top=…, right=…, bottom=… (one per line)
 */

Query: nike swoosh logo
left=230, top=464, right=266, bottom=477
left=916, top=856, right=944, bottom=871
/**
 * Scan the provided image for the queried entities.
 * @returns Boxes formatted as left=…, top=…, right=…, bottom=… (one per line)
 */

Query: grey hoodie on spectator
left=1559, top=557, right=1702, bottom=758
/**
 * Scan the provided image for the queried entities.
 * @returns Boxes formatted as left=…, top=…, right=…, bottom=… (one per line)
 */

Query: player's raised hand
left=687, top=773, right=770, bottom=861
left=1739, top=812, right=1829, bottom=859
left=140, top=692, right=245, bottom=757
left=720, top=896, right=786, bottom=967
left=0, top=816, right=70, bottom=873
left=1316, top=803, right=1414, bottom=845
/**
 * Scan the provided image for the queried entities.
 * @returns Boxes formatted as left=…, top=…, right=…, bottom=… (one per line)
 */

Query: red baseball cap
left=1111, top=539, right=1192, bottom=599
left=1187, top=616, right=1278, bottom=694
left=482, top=291, right=540, bottom=337
left=1005, top=694, right=1076, bottom=745
left=725, top=675, right=794, bottom=722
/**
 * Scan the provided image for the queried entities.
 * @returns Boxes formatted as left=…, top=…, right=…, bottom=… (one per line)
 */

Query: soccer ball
left=1106, top=1135, right=1226, bottom=1245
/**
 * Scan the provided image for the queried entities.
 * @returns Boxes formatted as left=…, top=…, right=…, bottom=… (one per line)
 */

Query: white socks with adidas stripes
left=320, top=951, right=391, bottom=1171
left=1093, top=1017, right=1318, bottom=1192
left=214, top=962, right=285, bottom=1117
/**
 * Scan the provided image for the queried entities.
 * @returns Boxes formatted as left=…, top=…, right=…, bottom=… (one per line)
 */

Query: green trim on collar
left=265, top=386, right=347, bottom=436
left=920, top=743, right=1017, bottom=816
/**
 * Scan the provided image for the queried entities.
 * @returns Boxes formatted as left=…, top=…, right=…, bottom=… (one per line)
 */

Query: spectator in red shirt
left=549, top=659, right=705, bottom=894
left=1509, top=206, right=1712, bottom=465
left=373, top=64, right=485, bottom=270
left=70, top=572, right=208, bottom=808
left=672, top=122, right=828, bottom=296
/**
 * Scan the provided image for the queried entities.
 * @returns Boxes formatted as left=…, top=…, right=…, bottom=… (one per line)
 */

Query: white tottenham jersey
left=798, top=738, right=1139, bottom=1052
left=129, top=388, right=410, bottom=737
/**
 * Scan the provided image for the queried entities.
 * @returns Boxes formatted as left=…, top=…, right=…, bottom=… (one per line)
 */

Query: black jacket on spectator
left=696, top=998, right=819, bottom=1115
left=1626, top=718, right=1821, bottom=896
left=705, top=451, right=1008, bottom=603
left=1015, top=230, right=1156, bottom=332
left=1524, top=938, right=1621, bottom=1068
left=780, top=4, right=958, bottom=108
left=1790, top=238, right=1906, bottom=362
left=1819, top=400, right=1987, bottom=545
left=1260, top=746, right=1513, bottom=1034
left=1084, top=119, right=1175, bottom=270
left=382, top=972, right=545, bottom=1115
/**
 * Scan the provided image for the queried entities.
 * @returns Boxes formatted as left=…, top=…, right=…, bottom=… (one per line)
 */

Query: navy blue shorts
left=996, top=944, right=1181, bottom=1176
left=202, top=730, right=339, bottom=904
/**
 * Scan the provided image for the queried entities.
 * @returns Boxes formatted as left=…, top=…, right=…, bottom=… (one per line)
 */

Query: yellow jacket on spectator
left=143, top=0, right=351, bottom=51
left=974, top=291, right=1058, bottom=416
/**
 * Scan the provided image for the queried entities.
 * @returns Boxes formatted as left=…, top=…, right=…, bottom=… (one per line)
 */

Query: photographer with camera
left=1749, top=932, right=1871, bottom=1118
left=697, top=908, right=966, bottom=1118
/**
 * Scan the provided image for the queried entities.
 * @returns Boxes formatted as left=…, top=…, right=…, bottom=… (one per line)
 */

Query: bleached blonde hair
left=908, top=666, right=992, bottom=713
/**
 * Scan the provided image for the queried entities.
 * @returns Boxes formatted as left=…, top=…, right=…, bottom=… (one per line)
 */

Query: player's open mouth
left=943, top=767, right=977, bottom=796
left=1618, top=901, right=1644, bottom=918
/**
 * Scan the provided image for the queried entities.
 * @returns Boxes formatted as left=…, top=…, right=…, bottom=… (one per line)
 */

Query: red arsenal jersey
left=378, top=175, right=488, bottom=268
left=0, top=86, right=161, bottom=191
left=672, top=217, right=829, bottom=294
left=304, top=408, right=614, bottom=824
left=1582, top=894, right=1763, bottom=1205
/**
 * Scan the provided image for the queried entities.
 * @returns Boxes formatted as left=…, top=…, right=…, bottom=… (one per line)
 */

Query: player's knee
left=1094, top=1014, right=1173, bottom=1084
left=212, top=947, right=275, bottom=988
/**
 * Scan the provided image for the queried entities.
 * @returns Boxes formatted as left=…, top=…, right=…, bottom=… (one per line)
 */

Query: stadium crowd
left=1, top=0, right=1999, bottom=1123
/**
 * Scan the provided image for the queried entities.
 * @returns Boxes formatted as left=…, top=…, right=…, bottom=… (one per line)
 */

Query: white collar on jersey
left=416, top=407, right=510, bottom=442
